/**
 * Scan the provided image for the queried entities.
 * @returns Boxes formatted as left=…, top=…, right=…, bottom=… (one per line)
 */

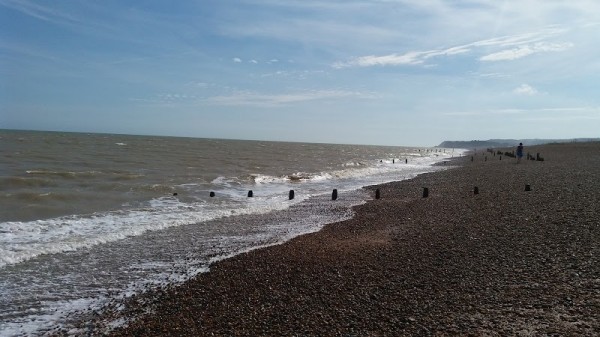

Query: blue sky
left=1, top=0, right=599, bottom=146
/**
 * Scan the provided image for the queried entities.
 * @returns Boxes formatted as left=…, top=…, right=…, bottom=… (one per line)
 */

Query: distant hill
left=438, top=138, right=600, bottom=149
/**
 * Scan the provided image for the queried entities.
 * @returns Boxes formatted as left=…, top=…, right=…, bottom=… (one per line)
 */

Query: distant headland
left=437, top=138, right=600, bottom=149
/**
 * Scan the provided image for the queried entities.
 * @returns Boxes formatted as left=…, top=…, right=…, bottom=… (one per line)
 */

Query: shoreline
left=67, top=142, right=599, bottom=336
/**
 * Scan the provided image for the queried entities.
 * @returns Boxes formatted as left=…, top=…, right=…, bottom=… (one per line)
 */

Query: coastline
left=72, top=142, right=599, bottom=336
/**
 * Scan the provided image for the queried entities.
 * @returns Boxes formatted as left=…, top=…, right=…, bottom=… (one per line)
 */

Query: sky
left=1, top=0, right=599, bottom=146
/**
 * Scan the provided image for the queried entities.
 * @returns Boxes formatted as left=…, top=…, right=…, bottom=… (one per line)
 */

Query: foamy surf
left=0, top=196, right=301, bottom=268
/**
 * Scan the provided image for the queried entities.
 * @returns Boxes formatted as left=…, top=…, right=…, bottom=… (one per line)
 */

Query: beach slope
left=103, top=142, right=599, bottom=336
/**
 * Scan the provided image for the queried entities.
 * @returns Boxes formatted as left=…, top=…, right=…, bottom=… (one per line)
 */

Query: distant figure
left=516, top=143, right=524, bottom=163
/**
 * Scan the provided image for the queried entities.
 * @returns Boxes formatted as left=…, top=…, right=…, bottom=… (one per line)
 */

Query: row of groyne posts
left=201, top=184, right=382, bottom=202
left=196, top=148, right=452, bottom=201
left=205, top=189, right=342, bottom=200
left=471, top=148, right=545, bottom=162
left=194, top=183, right=533, bottom=202
left=200, top=188, right=409, bottom=200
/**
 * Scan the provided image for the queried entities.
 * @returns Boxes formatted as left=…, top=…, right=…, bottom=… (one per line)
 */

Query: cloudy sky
left=1, top=0, right=599, bottom=146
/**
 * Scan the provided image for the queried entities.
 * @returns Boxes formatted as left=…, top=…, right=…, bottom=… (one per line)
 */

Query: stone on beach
left=68, top=142, right=600, bottom=336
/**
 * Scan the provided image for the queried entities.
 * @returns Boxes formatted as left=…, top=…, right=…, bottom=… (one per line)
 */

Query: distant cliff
left=438, top=138, right=600, bottom=149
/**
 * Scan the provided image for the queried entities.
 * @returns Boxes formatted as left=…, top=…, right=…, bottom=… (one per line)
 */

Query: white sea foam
left=0, top=196, right=299, bottom=268
left=0, top=297, right=99, bottom=337
left=251, top=173, right=288, bottom=184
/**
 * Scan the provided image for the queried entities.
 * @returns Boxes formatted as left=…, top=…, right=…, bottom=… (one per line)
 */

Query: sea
left=0, top=130, right=462, bottom=336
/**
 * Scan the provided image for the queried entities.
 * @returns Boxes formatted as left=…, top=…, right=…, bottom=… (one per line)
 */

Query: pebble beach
left=72, top=142, right=599, bottom=336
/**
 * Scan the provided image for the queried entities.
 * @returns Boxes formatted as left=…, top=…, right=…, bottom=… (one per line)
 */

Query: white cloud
left=334, top=51, right=425, bottom=68
left=481, top=42, right=573, bottom=62
left=130, top=92, right=200, bottom=105
left=0, top=0, right=82, bottom=25
left=332, top=45, right=477, bottom=68
left=513, top=84, right=539, bottom=96
left=249, top=59, right=258, bottom=64
left=441, top=46, right=472, bottom=56
left=233, top=57, right=242, bottom=63
left=471, top=72, right=510, bottom=79
left=471, top=27, right=568, bottom=48
left=205, top=89, right=375, bottom=107
left=191, top=82, right=209, bottom=88
left=259, top=70, right=327, bottom=80
left=333, top=27, right=574, bottom=68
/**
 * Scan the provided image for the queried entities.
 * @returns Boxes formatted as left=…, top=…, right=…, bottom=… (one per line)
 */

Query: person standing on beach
left=516, top=143, right=524, bottom=163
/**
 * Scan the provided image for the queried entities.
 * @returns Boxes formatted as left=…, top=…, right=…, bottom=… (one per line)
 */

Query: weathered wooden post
left=474, top=186, right=479, bottom=195
left=247, top=190, right=253, bottom=197
left=209, top=191, right=215, bottom=197
left=525, top=184, right=531, bottom=191
left=332, top=189, right=338, bottom=200
left=375, top=188, right=380, bottom=199
left=289, top=190, right=294, bottom=200
left=422, top=187, right=429, bottom=198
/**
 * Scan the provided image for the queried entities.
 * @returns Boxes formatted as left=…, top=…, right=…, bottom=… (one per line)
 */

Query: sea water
left=0, top=130, right=462, bottom=336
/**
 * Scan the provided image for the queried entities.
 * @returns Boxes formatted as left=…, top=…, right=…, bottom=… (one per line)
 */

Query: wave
left=25, top=170, right=103, bottom=179
left=214, top=156, right=440, bottom=191
left=23, top=170, right=142, bottom=180
left=9, top=191, right=79, bottom=202
left=109, top=173, right=145, bottom=181
left=0, top=176, right=57, bottom=189
left=342, top=161, right=367, bottom=167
